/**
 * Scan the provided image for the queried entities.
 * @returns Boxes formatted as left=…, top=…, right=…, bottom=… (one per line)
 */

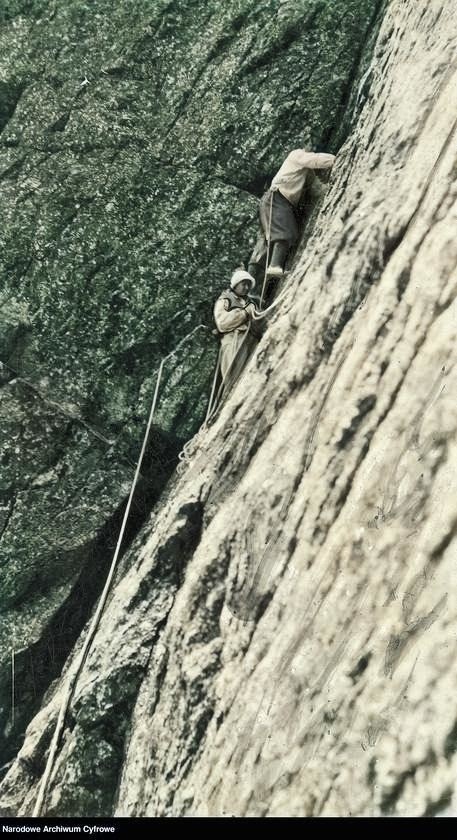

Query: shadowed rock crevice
left=322, top=0, right=388, bottom=148
left=0, top=82, right=25, bottom=134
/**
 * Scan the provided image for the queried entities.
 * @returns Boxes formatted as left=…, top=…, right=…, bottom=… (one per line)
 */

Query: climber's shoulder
left=217, top=288, right=247, bottom=309
left=288, top=147, right=311, bottom=162
left=216, top=287, right=232, bottom=303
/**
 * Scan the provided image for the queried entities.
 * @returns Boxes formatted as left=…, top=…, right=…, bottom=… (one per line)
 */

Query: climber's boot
left=267, top=240, right=289, bottom=277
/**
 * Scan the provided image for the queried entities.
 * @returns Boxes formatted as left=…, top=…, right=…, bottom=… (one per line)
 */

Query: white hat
left=230, top=269, right=255, bottom=290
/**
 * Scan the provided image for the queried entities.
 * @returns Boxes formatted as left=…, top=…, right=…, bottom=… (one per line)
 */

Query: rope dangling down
left=205, top=347, right=222, bottom=424
left=32, top=324, right=207, bottom=818
left=32, top=360, right=164, bottom=818
left=177, top=348, right=225, bottom=466
left=204, top=322, right=254, bottom=426
left=177, top=342, right=224, bottom=467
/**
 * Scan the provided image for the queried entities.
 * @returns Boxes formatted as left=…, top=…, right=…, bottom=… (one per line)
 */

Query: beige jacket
left=213, top=292, right=254, bottom=334
left=271, top=148, right=335, bottom=206
left=214, top=290, right=257, bottom=382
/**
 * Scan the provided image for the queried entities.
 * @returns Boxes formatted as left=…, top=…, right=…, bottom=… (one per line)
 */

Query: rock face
left=1, top=0, right=456, bottom=819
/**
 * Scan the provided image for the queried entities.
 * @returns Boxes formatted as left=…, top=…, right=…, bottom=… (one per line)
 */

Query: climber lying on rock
left=211, top=268, right=264, bottom=409
left=248, top=147, right=336, bottom=283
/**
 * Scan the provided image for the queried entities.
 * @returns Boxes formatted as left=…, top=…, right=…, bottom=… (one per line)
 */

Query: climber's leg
left=247, top=231, right=267, bottom=283
left=266, top=239, right=290, bottom=278
left=262, top=190, right=297, bottom=277
left=220, top=333, right=237, bottom=381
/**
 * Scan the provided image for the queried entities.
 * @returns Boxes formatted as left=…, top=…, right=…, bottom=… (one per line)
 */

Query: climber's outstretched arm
left=290, top=149, right=336, bottom=169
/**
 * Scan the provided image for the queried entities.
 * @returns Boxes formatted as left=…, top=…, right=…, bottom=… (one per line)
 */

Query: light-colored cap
left=230, top=269, right=255, bottom=290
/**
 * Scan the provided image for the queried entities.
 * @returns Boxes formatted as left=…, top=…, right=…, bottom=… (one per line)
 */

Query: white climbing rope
left=251, top=280, right=291, bottom=320
left=11, top=648, right=15, bottom=727
left=32, top=323, right=207, bottom=818
left=205, top=347, right=222, bottom=423
left=33, top=358, right=164, bottom=818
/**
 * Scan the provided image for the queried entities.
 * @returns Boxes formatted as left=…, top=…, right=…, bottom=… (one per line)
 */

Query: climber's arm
left=214, top=299, right=249, bottom=333
left=291, top=149, right=336, bottom=170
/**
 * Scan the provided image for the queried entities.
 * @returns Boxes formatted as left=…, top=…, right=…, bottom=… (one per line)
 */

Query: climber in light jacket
left=248, top=147, right=336, bottom=280
left=213, top=268, right=261, bottom=398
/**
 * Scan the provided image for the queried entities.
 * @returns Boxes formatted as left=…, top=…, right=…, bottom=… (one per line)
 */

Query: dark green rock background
left=0, top=0, right=381, bottom=777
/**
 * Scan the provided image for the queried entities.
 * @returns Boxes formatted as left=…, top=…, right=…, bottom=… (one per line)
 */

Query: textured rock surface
left=2, top=0, right=456, bottom=819
left=0, top=0, right=379, bottom=771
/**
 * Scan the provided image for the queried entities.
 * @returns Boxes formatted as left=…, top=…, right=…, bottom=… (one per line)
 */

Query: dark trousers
left=249, top=189, right=299, bottom=268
